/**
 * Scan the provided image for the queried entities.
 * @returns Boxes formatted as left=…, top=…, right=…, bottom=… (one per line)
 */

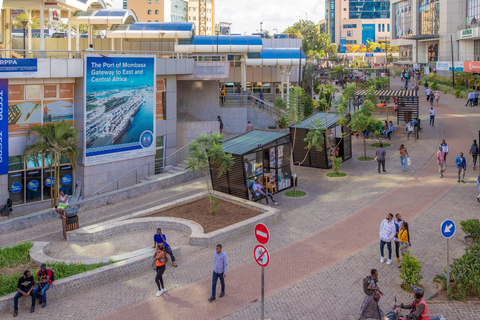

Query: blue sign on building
left=339, top=38, right=347, bottom=54
left=362, top=24, right=375, bottom=46
left=0, top=59, right=37, bottom=78
left=0, top=79, right=8, bottom=175
left=365, top=53, right=374, bottom=57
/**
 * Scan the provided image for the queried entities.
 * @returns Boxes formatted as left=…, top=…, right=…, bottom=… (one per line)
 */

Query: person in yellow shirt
left=398, top=221, right=411, bottom=267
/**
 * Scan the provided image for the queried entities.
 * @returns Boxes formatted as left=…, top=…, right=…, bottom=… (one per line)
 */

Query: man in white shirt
left=253, top=178, right=278, bottom=206
left=85, top=44, right=94, bottom=52
left=379, top=213, right=396, bottom=265
left=428, top=107, right=436, bottom=126
left=440, top=139, right=449, bottom=162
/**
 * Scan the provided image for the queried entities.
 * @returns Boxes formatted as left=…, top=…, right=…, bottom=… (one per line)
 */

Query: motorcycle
left=384, top=297, right=445, bottom=320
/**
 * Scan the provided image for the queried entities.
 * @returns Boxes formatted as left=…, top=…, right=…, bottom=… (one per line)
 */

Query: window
left=346, top=40, right=357, bottom=44
left=349, top=0, right=390, bottom=19
left=193, top=7, right=197, bottom=12
left=148, top=10, right=151, bottom=15
left=155, top=10, right=159, bottom=14
left=155, top=136, right=164, bottom=174
left=378, top=24, right=381, bottom=32
left=155, top=20, right=159, bottom=22
left=155, top=0, right=158, bottom=3
left=347, top=31, right=353, bottom=37
left=193, top=16, right=196, bottom=21
left=394, top=0, right=413, bottom=39
left=382, top=24, right=385, bottom=32
left=387, top=24, right=390, bottom=32
left=148, top=0, right=151, bottom=3
left=148, top=20, right=151, bottom=22
left=343, top=24, right=357, bottom=28
left=189, top=16, right=191, bottom=21
left=189, top=7, right=192, bottom=11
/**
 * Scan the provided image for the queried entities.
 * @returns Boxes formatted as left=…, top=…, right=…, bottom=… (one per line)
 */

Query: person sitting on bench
left=253, top=178, right=278, bottom=207
left=56, top=190, right=69, bottom=215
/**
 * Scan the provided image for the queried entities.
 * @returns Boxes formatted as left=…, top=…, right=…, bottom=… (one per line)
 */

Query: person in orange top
left=154, top=243, right=168, bottom=297
left=399, top=144, right=409, bottom=172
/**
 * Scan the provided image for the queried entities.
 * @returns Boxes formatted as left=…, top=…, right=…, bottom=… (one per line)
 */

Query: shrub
left=278, top=116, right=288, bottom=129
left=274, top=97, right=287, bottom=109
left=443, top=89, right=448, bottom=94
left=433, top=242, right=480, bottom=300
left=460, top=219, right=480, bottom=242
left=399, top=250, right=423, bottom=287
left=332, top=157, right=343, bottom=175
left=455, top=89, right=462, bottom=98
left=0, top=242, right=33, bottom=269
left=431, top=80, right=439, bottom=90
left=304, top=96, right=314, bottom=117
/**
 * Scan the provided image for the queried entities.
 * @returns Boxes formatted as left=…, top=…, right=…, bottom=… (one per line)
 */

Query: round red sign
left=254, top=223, right=270, bottom=245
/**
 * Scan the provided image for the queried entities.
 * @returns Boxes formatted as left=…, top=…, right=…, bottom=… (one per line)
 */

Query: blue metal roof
left=222, top=130, right=289, bottom=155
left=179, top=35, right=263, bottom=46
left=248, top=48, right=306, bottom=60
left=293, top=112, right=344, bottom=130
left=118, top=22, right=194, bottom=32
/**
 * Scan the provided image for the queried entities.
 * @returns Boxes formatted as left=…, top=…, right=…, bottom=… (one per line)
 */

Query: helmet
left=410, top=285, right=424, bottom=298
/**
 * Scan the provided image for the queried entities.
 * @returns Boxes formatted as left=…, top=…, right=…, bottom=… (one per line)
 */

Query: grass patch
left=0, top=242, right=113, bottom=296
left=284, top=190, right=306, bottom=197
left=370, top=143, right=391, bottom=148
left=358, top=157, right=375, bottom=161
left=326, top=172, right=347, bottom=177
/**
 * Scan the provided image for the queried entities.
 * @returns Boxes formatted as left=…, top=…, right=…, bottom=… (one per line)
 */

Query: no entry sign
left=254, top=223, right=270, bottom=245
left=254, top=245, right=269, bottom=267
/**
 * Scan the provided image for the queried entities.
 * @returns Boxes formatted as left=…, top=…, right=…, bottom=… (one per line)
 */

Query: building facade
left=326, top=0, right=391, bottom=47
left=125, top=0, right=188, bottom=22
left=187, top=0, right=215, bottom=35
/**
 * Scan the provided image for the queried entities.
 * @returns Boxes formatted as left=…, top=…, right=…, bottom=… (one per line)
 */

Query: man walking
left=394, top=214, right=404, bottom=264
left=375, top=143, right=387, bottom=174
left=429, top=107, right=435, bottom=126
left=470, top=139, right=479, bottom=170
left=440, top=139, right=449, bottom=162
left=217, top=116, right=224, bottom=134
left=434, top=91, right=440, bottom=106
left=475, top=91, right=479, bottom=106
left=379, top=213, right=396, bottom=265
left=466, top=91, right=473, bottom=107
left=153, top=228, right=178, bottom=267
left=455, top=152, right=467, bottom=183
left=437, top=146, right=445, bottom=178
left=208, top=244, right=228, bottom=302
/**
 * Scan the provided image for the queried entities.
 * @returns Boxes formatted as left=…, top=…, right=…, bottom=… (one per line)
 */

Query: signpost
left=254, top=223, right=270, bottom=320
left=440, top=219, right=456, bottom=289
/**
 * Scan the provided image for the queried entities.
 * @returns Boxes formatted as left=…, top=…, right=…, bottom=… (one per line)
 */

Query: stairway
left=223, top=91, right=286, bottom=121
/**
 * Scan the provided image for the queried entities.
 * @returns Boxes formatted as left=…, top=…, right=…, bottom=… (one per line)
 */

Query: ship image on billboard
left=84, top=55, right=156, bottom=166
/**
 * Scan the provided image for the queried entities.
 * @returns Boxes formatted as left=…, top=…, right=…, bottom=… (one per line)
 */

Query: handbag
left=406, top=157, right=411, bottom=166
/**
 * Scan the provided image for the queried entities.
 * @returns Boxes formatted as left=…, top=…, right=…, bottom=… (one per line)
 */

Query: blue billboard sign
left=0, top=79, right=8, bottom=175
left=362, top=24, right=375, bottom=45
left=84, top=55, right=156, bottom=166
left=339, top=38, right=346, bottom=54
left=365, top=53, right=374, bottom=57
left=0, top=59, right=37, bottom=78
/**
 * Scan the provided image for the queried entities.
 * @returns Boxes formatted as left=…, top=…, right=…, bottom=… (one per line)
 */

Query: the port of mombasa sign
left=84, top=55, right=156, bottom=166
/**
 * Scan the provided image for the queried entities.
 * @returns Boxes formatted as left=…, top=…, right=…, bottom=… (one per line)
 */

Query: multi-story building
left=187, top=0, right=215, bottom=35
left=325, top=0, right=391, bottom=48
left=124, top=0, right=188, bottom=22
left=319, top=19, right=326, bottom=34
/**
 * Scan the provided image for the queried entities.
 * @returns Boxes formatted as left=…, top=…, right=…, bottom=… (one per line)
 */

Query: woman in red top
left=154, top=243, right=168, bottom=296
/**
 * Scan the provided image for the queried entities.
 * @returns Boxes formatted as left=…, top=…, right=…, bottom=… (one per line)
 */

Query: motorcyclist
left=394, top=286, right=430, bottom=320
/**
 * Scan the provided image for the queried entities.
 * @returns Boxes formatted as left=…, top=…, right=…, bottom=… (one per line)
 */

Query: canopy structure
left=354, top=89, right=417, bottom=98
left=293, top=112, right=344, bottom=130
left=175, top=35, right=263, bottom=53
left=222, top=130, right=289, bottom=154
left=246, top=48, right=306, bottom=67
left=107, top=22, right=195, bottom=39
left=69, top=9, right=137, bottom=28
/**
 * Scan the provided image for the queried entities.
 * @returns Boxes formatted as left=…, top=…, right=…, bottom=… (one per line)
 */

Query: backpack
left=49, top=269, right=55, bottom=282
left=363, top=276, right=375, bottom=295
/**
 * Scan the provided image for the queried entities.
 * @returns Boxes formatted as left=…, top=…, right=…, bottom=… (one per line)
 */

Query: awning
left=293, top=112, right=344, bottom=130
left=355, top=89, right=417, bottom=98
left=69, top=9, right=137, bottom=25
left=107, top=22, right=195, bottom=39
left=175, top=35, right=263, bottom=53
left=222, top=130, right=289, bottom=155
left=246, top=48, right=306, bottom=67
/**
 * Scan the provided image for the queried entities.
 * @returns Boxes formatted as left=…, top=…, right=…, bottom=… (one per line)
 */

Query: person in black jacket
left=470, top=139, right=479, bottom=170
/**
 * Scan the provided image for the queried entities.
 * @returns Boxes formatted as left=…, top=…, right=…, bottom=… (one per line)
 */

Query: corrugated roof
left=293, top=112, right=343, bottom=130
left=355, top=89, right=417, bottom=97
left=222, top=130, right=289, bottom=155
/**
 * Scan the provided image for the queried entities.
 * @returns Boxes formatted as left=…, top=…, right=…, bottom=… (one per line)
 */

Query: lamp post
left=260, top=22, right=263, bottom=34
left=20, top=20, right=28, bottom=58
left=216, top=31, right=219, bottom=57
left=273, top=28, right=278, bottom=35
left=160, top=32, right=165, bottom=58
left=302, top=11, right=308, bottom=21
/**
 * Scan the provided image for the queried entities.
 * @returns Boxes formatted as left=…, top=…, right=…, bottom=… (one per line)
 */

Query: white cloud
left=216, top=0, right=326, bottom=35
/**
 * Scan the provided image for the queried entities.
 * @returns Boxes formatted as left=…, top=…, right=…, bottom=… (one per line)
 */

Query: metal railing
left=221, top=91, right=286, bottom=120
left=91, top=144, right=190, bottom=196
left=0, top=49, right=193, bottom=59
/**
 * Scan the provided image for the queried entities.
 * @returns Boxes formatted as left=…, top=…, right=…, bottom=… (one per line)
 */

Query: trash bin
left=62, top=208, right=79, bottom=239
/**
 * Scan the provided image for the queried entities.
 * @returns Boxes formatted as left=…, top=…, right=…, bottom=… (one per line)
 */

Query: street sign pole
left=261, top=266, right=265, bottom=320
left=440, top=219, right=455, bottom=291
left=446, top=238, right=450, bottom=290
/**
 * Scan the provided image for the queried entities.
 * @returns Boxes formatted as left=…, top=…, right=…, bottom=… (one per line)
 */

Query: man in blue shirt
left=455, top=152, right=467, bottom=183
left=153, top=228, right=177, bottom=267
left=208, top=244, right=228, bottom=302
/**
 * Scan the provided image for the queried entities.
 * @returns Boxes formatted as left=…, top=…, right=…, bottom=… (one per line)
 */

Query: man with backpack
left=470, top=139, right=479, bottom=170
left=359, top=269, right=384, bottom=320
left=32, top=263, right=54, bottom=308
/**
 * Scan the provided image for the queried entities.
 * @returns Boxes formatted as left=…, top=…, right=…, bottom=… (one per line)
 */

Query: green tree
left=185, top=133, right=234, bottom=214
left=262, top=30, right=272, bottom=39
left=24, top=121, right=79, bottom=207
left=348, top=100, right=382, bottom=159
left=315, top=84, right=338, bottom=111
left=283, top=20, right=336, bottom=60
left=287, top=87, right=305, bottom=195
left=303, top=95, right=314, bottom=117
left=13, top=13, right=41, bottom=29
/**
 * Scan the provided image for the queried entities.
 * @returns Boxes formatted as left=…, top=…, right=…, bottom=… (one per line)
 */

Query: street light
left=20, top=20, right=28, bottom=58
left=160, top=32, right=165, bottom=57
left=273, top=28, right=278, bottom=35
left=260, top=22, right=263, bottom=33
left=302, top=11, right=308, bottom=20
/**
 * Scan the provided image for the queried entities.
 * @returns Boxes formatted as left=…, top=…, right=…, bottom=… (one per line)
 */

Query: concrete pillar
left=241, top=53, right=246, bottom=91
left=27, top=10, right=32, bottom=56
left=120, top=39, right=123, bottom=51
left=67, top=10, right=72, bottom=57
left=40, top=2, right=44, bottom=52
left=285, top=66, right=291, bottom=98
left=111, top=38, right=114, bottom=52
left=76, top=24, right=80, bottom=51
left=280, top=67, right=285, bottom=100
left=4, top=9, right=12, bottom=57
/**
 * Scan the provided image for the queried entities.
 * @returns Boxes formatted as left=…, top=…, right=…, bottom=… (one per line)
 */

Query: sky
left=112, top=0, right=326, bottom=35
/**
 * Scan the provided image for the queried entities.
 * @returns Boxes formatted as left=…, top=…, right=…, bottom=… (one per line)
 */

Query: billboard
left=0, top=59, right=37, bottom=78
left=436, top=61, right=464, bottom=72
left=362, top=24, right=375, bottom=45
left=0, top=79, right=8, bottom=175
left=84, top=55, right=156, bottom=166
left=463, top=61, right=480, bottom=73
left=339, top=38, right=346, bottom=54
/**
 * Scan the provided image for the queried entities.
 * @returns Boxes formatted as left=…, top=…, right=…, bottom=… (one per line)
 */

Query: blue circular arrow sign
left=441, top=219, right=456, bottom=239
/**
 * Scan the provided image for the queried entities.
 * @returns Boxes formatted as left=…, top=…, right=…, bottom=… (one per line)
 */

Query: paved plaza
left=2, top=77, right=480, bottom=319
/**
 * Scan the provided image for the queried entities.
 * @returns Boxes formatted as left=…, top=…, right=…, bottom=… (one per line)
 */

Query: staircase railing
left=91, top=144, right=190, bottom=196
left=222, top=91, right=286, bottom=120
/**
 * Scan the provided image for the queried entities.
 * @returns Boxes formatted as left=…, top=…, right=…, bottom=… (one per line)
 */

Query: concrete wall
left=176, top=121, right=219, bottom=148
left=226, top=66, right=300, bottom=84
left=177, top=80, right=276, bottom=135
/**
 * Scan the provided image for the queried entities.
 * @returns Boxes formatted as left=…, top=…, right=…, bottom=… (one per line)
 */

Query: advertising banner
left=0, top=79, right=8, bottom=175
left=463, top=61, right=480, bottom=72
left=84, top=55, right=156, bottom=166
left=8, top=100, right=41, bottom=134
left=0, top=59, right=37, bottom=78
left=436, top=61, right=464, bottom=72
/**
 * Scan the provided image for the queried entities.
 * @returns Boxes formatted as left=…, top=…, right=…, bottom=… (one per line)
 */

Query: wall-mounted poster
left=59, top=83, right=74, bottom=99
left=8, top=85, right=24, bottom=101
left=84, top=55, right=156, bottom=166
left=44, top=85, right=57, bottom=98
left=43, top=99, right=74, bottom=123
left=8, top=101, right=41, bottom=134
left=255, top=163, right=263, bottom=175
left=25, top=85, right=42, bottom=100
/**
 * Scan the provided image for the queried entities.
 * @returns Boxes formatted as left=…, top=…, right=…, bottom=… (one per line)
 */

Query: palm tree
left=24, top=121, right=79, bottom=207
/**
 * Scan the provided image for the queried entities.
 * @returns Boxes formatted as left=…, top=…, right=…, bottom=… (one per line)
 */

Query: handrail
left=246, top=91, right=287, bottom=118
left=1, top=49, right=194, bottom=59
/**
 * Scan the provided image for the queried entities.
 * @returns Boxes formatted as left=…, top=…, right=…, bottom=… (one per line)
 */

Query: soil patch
left=429, top=290, right=480, bottom=302
left=141, top=197, right=262, bottom=233
left=1, top=262, right=38, bottom=277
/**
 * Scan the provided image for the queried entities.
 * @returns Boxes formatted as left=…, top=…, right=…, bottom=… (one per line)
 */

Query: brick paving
left=2, top=76, right=480, bottom=319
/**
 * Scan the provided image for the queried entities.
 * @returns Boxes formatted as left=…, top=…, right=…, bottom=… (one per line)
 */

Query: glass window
left=8, top=172, right=24, bottom=205
left=347, top=31, right=353, bottom=37
left=382, top=24, right=385, bottom=32
left=343, top=24, right=357, bottom=28
left=26, top=155, right=42, bottom=169
left=378, top=24, right=381, bottom=32
left=58, top=165, right=73, bottom=195
left=388, top=24, right=390, bottom=32
left=26, top=170, right=42, bottom=203
left=148, top=10, right=151, bottom=15
left=148, top=0, right=151, bottom=3
left=43, top=168, right=54, bottom=200
left=420, top=0, right=439, bottom=36
left=155, top=10, right=159, bottom=14
left=8, top=155, right=23, bottom=171
left=349, top=1, right=390, bottom=19
left=155, top=0, right=158, bottom=3
left=394, top=0, right=413, bottom=39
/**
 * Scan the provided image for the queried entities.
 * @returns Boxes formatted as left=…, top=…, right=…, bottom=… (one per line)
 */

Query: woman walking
left=470, top=139, right=479, bottom=170
left=399, top=144, right=409, bottom=172
left=154, top=243, right=168, bottom=296
left=358, top=269, right=384, bottom=320
left=398, top=222, right=411, bottom=267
